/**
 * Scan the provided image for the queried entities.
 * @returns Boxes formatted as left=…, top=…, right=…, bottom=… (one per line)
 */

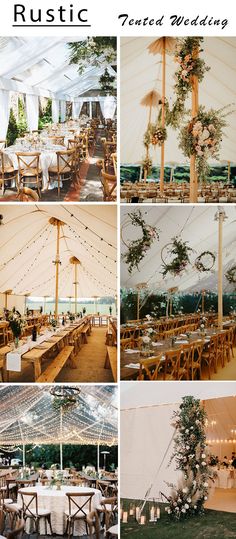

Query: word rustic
left=13, top=3, right=89, bottom=25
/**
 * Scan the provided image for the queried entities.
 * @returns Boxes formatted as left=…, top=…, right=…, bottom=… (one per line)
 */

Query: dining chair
left=19, top=490, right=53, bottom=535
left=120, top=338, right=135, bottom=351
left=216, top=332, right=226, bottom=369
left=224, top=328, right=234, bottom=363
left=97, top=497, right=117, bottom=532
left=16, top=152, right=42, bottom=197
left=86, top=510, right=100, bottom=539
left=101, top=170, right=117, bottom=201
left=188, top=341, right=204, bottom=380
left=0, top=152, right=18, bottom=194
left=48, top=135, right=65, bottom=146
left=65, top=492, right=94, bottom=539
left=16, top=187, right=39, bottom=202
left=163, top=349, right=182, bottom=380
left=48, top=148, right=75, bottom=197
left=95, top=480, right=110, bottom=498
left=138, top=355, right=163, bottom=381
left=201, top=335, right=218, bottom=379
left=6, top=518, right=25, bottom=539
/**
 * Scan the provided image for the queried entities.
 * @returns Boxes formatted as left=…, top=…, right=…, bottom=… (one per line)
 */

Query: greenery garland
left=143, top=124, right=167, bottom=147
left=68, top=37, right=116, bottom=74
left=99, top=68, right=116, bottom=96
left=225, top=265, right=236, bottom=286
left=141, top=156, right=152, bottom=176
left=168, top=37, right=210, bottom=128
left=161, top=237, right=193, bottom=278
left=52, top=396, right=77, bottom=411
left=166, top=396, right=212, bottom=520
left=178, top=105, right=231, bottom=182
left=122, top=210, right=160, bottom=274
left=194, top=251, right=216, bottom=272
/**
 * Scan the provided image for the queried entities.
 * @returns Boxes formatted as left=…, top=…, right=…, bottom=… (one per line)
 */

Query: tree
left=68, top=38, right=116, bottom=75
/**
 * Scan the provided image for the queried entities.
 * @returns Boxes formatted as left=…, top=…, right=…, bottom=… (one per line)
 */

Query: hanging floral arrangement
left=141, top=156, right=153, bottom=176
left=194, top=251, right=216, bottom=272
left=225, top=265, right=236, bottom=286
left=178, top=106, right=231, bottom=182
left=122, top=210, right=160, bottom=274
left=99, top=68, right=116, bottom=95
left=143, top=123, right=167, bottom=147
left=161, top=237, right=193, bottom=278
left=165, top=396, right=213, bottom=520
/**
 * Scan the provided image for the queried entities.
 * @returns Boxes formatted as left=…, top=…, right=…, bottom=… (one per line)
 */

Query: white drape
left=99, top=96, right=116, bottom=119
left=72, top=99, right=83, bottom=120
left=0, top=89, right=10, bottom=139
left=60, top=100, right=66, bottom=122
left=25, top=94, right=39, bottom=132
left=52, top=99, right=59, bottom=123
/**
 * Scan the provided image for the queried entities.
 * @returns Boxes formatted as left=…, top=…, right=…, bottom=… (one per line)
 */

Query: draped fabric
left=99, top=96, right=116, bottom=119
left=72, top=99, right=83, bottom=120
left=52, top=98, right=59, bottom=123
left=60, top=100, right=66, bottom=122
left=25, top=94, right=39, bottom=132
left=0, top=89, right=10, bottom=139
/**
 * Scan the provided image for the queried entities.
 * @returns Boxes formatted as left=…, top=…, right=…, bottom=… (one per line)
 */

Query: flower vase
left=14, top=337, right=19, bottom=349
left=56, top=481, right=61, bottom=490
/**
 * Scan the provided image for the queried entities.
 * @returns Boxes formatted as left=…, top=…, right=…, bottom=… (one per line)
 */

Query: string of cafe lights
left=61, top=205, right=116, bottom=250
left=80, top=264, right=116, bottom=295
left=0, top=224, right=49, bottom=271
left=18, top=262, right=71, bottom=296
left=66, top=224, right=116, bottom=263
left=62, top=226, right=116, bottom=278
left=12, top=227, right=53, bottom=293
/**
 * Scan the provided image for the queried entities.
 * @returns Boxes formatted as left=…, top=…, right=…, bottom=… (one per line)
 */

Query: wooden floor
left=4, top=327, right=115, bottom=383
left=205, top=488, right=236, bottom=513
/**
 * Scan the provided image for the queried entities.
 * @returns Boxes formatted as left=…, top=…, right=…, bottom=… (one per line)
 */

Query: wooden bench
left=104, top=346, right=117, bottom=382
left=81, top=323, right=91, bottom=344
left=36, top=345, right=74, bottom=383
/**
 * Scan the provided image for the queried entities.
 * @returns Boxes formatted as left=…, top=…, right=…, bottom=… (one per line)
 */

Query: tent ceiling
left=121, top=205, right=236, bottom=293
left=0, top=385, right=118, bottom=445
left=0, top=205, right=117, bottom=299
left=121, top=37, right=236, bottom=163
left=0, top=37, right=117, bottom=99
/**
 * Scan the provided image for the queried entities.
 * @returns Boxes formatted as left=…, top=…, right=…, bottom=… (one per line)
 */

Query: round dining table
left=215, top=468, right=235, bottom=489
left=18, top=484, right=102, bottom=535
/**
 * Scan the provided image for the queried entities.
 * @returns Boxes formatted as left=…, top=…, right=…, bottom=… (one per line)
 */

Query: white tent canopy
left=121, top=383, right=236, bottom=500
left=121, top=37, right=236, bottom=165
left=0, top=204, right=117, bottom=300
left=0, top=384, right=118, bottom=446
left=121, top=205, right=236, bottom=293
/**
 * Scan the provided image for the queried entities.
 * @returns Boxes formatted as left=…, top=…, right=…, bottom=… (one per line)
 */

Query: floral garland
left=178, top=105, right=230, bottom=182
left=122, top=210, right=160, bottom=274
left=161, top=237, right=193, bottom=278
left=143, top=124, right=167, bottom=147
left=194, top=251, right=216, bottom=272
left=166, top=396, right=212, bottom=520
left=168, top=37, right=210, bottom=128
left=141, top=156, right=152, bottom=176
left=225, top=265, right=236, bottom=286
left=52, top=396, right=77, bottom=411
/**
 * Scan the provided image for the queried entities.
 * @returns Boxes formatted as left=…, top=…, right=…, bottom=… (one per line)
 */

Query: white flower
left=186, top=445, right=190, bottom=450
left=193, top=480, right=196, bottom=486
left=181, top=508, right=186, bottom=513
left=204, top=496, right=208, bottom=500
left=175, top=507, right=180, bottom=512
left=202, top=128, right=210, bottom=140
left=165, top=506, right=169, bottom=512
left=142, top=335, right=151, bottom=344
left=194, top=505, right=197, bottom=509
left=177, top=498, right=182, bottom=503
left=185, top=429, right=189, bottom=433
left=202, top=462, right=207, bottom=466
left=196, top=464, right=199, bottom=469
left=202, top=454, right=206, bottom=458
left=184, top=504, right=189, bottom=509
left=187, top=497, right=191, bottom=503
left=167, top=509, right=171, bottom=514
left=182, top=487, right=188, bottom=494
left=147, top=328, right=154, bottom=334
left=203, top=482, right=208, bottom=487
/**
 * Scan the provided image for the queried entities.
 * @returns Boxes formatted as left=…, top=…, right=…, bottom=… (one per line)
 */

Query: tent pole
left=137, top=290, right=140, bottom=320
left=49, top=218, right=65, bottom=321
left=202, top=289, right=205, bottom=314
left=22, top=444, right=26, bottom=467
left=60, top=407, right=63, bottom=470
left=190, top=47, right=199, bottom=203
left=227, top=160, right=231, bottom=182
left=215, top=208, right=227, bottom=329
left=97, top=443, right=100, bottom=472
left=160, top=37, right=166, bottom=194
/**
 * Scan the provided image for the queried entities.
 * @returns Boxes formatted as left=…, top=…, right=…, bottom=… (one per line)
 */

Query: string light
left=67, top=224, right=116, bottom=263
left=62, top=205, right=116, bottom=250
left=0, top=224, right=49, bottom=271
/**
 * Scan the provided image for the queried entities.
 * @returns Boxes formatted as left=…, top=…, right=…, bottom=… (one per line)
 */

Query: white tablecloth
left=4, top=144, right=65, bottom=190
left=6, top=329, right=58, bottom=372
left=216, top=468, right=235, bottom=488
left=18, top=485, right=102, bottom=535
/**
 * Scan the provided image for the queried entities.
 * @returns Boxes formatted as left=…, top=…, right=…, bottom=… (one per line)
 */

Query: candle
left=122, top=512, right=128, bottom=523
left=135, top=507, right=140, bottom=521
left=120, top=509, right=123, bottom=520
left=156, top=506, right=161, bottom=519
left=129, top=507, right=134, bottom=516
left=150, top=506, right=155, bottom=521
left=140, top=515, right=146, bottom=525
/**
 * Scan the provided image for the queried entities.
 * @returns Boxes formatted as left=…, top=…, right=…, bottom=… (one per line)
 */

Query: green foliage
left=68, top=37, right=116, bottom=74
left=6, top=109, right=18, bottom=146
left=38, top=98, right=52, bottom=129
left=17, top=98, right=27, bottom=136
left=122, top=210, right=160, bottom=274
left=99, top=68, right=116, bottom=95
left=167, top=396, right=212, bottom=520
left=225, top=265, right=236, bottom=288
left=162, top=237, right=193, bottom=278
left=23, top=444, right=118, bottom=470
left=194, top=251, right=216, bottom=272
left=143, top=124, right=167, bottom=147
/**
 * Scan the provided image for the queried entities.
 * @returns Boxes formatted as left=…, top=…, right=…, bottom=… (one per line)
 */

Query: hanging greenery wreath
left=178, top=105, right=231, bottom=182
left=143, top=123, right=167, bottom=147
left=225, top=265, right=236, bottom=286
left=161, top=237, right=193, bottom=278
left=141, top=156, right=153, bottom=176
left=122, top=210, right=160, bottom=274
left=194, top=251, right=216, bottom=273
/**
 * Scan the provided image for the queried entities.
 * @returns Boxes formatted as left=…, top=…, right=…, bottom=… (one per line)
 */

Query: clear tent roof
left=0, top=385, right=118, bottom=446
left=0, top=205, right=117, bottom=298
left=121, top=37, right=236, bottom=164
left=121, top=205, right=236, bottom=293
left=0, top=37, right=116, bottom=99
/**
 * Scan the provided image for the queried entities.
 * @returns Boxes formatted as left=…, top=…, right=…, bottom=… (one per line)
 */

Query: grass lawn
left=121, top=500, right=236, bottom=539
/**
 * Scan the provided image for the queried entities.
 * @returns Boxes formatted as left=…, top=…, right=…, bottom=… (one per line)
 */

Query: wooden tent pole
left=215, top=209, right=227, bottom=329
left=160, top=37, right=166, bottom=194
left=137, top=289, right=140, bottom=320
left=55, top=221, right=60, bottom=320
left=227, top=161, right=231, bottom=182
left=190, top=47, right=199, bottom=203
left=70, top=257, right=80, bottom=315
left=202, top=289, right=205, bottom=314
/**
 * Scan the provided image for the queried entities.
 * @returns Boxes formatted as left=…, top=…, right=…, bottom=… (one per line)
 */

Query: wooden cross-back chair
left=19, top=490, right=53, bottom=535
left=48, top=135, right=65, bottom=146
left=101, top=170, right=116, bottom=201
left=138, top=355, right=163, bottom=381
left=48, top=148, right=75, bottom=198
left=16, top=152, right=42, bottom=197
left=65, top=492, right=94, bottom=539
left=0, top=151, right=18, bottom=195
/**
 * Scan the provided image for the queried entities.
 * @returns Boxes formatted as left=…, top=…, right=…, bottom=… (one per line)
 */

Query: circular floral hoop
left=121, top=210, right=160, bottom=274
left=225, top=265, right=236, bottom=286
left=194, top=251, right=216, bottom=273
left=144, top=124, right=167, bottom=147
left=161, top=237, right=193, bottom=278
